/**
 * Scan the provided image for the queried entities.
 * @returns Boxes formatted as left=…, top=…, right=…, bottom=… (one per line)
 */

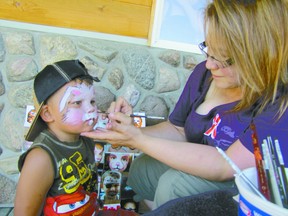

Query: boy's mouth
left=82, top=112, right=97, bottom=126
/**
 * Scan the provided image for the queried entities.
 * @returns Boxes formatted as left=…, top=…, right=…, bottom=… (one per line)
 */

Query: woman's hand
left=108, top=96, right=132, bottom=115
left=81, top=112, right=143, bottom=149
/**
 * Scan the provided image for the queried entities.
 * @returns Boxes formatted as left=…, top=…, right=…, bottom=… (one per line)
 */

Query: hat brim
left=25, top=102, right=47, bottom=142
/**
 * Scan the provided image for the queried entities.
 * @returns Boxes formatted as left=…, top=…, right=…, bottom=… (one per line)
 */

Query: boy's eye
left=71, top=101, right=81, bottom=105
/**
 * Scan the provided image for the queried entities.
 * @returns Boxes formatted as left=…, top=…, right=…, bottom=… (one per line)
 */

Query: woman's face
left=204, top=34, right=240, bottom=89
left=205, top=59, right=240, bottom=89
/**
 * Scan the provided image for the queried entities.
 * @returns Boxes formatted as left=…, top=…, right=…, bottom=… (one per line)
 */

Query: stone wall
left=0, top=26, right=204, bottom=205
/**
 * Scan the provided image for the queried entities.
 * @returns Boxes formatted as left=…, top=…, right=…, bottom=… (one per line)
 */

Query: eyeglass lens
left=199, top=42, right=232, bottom=68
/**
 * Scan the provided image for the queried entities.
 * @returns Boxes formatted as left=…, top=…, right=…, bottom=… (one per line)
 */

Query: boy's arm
left=14, top=148, right=54, bottom=216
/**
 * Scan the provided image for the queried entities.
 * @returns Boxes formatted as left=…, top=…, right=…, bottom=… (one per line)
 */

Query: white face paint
left=109, top=153, right=130, bottom=172
left=83, top=112, right=97, bottom=126
left=59, top=86, right=75, bottom=113
left=59, top=82, right=97, bottom=126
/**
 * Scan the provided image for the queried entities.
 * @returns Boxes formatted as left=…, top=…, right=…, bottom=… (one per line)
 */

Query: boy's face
left=47, top=79, right=98, bottom=134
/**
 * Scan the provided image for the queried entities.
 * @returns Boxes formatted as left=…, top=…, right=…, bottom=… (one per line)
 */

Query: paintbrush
left=97, top=111, right=166, bottom=120
left=216, top=147, right=267, bottom=200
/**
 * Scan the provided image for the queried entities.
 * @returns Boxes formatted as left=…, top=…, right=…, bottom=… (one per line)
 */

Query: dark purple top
left=169, top=61, right=288, bottom=166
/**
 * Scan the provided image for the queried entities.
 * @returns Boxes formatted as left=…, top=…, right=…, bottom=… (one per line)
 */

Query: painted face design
left=105, top=183, right=120, bottom=200
left=59, top=82, right=97, bottom=126
left=27, top=108, right=36, bottom=123
left=133, top=117, right=142, bottom=128
left=94, top=144, right=104, bottom=163
left=108, top=153, right=130, bottom=172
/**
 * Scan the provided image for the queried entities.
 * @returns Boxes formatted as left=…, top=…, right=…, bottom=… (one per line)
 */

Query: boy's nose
left=86, top=103, right=97, bottom=113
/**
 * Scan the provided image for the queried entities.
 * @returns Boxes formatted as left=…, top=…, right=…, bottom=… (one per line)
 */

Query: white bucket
left=235, top=167, right=288, bottom=216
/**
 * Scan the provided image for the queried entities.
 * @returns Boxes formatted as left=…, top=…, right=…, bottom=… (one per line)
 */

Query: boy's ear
left=39, top=105, right=54, bottom=123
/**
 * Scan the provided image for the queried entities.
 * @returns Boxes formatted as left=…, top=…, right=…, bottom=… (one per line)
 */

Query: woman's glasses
left=198, top=41, right=233, bottom=69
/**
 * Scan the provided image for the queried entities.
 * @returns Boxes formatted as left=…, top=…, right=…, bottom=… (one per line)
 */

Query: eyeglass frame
left=198, top=41, right=233, bottom=68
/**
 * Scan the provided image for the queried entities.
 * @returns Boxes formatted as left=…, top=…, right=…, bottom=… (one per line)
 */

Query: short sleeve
left=169, top=61, right=209, bottom=127
left=239, top=103, right=288, bottom=166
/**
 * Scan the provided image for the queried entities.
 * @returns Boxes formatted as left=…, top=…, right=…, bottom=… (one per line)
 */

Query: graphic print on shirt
left=204, top=113, right=221, bottom=139
left=59, top=151, right=92, bottom=194
left=220, top=126, right=235, bottom=138
left=44, top=186, right=98, bottom=216
left=204, top=113, right=236, bottom=148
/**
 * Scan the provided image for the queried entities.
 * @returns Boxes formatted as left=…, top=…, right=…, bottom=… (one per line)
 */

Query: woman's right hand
left=108, top=96, right=133, bottom=115
left=82, top=112, right=143, bottom=149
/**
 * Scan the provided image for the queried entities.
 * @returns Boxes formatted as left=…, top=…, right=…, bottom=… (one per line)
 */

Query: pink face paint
left=59, top=83, right=97, bottom=126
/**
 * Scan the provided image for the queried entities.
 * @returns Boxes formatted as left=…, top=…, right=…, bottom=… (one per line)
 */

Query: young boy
left=14, top=60, right=101, bottom=216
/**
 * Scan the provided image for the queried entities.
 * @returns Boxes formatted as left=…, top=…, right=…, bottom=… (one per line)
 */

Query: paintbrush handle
left=129, top=114, right=165, bottom=120
left=216, top=147, right=267, bottom=200
left=97, top=111, right=165, bottom=120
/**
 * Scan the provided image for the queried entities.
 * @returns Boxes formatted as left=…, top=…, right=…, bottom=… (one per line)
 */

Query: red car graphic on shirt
left=44, top=186, right=98, bottom=216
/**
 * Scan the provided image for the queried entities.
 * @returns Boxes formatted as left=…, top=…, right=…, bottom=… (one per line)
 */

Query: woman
left=82, top=0, right=288, bottom=210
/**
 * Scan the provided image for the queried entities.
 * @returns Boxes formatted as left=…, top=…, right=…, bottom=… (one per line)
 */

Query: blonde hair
left=204, top=0, right=288, bottom=118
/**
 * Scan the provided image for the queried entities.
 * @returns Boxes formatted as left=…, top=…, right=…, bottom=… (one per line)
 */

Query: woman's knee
left=127, top=154, right=169, bottom=201
left=127, top=154, right=150, bottom=187
left=153, top=170, right=235, bottom=208
left=153, top=169, right=182, bottom=208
